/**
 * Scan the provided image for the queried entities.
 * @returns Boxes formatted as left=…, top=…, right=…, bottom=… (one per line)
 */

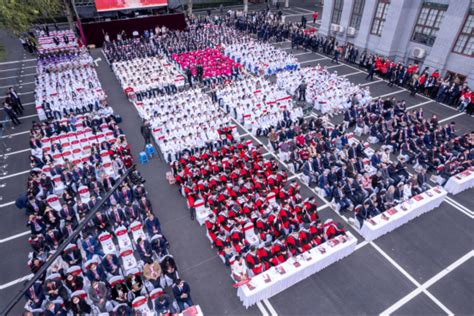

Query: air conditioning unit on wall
left=347, top=27, right=356, bottom=36
left=412, top=47, right=426, bottom=59
left=330, top=23, right=339, bottom=32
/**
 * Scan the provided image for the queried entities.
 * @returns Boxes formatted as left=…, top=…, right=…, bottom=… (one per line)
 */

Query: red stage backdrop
left=95, top=0, right=168, bottom=12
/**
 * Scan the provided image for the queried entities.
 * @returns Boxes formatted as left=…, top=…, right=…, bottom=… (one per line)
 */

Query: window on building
left=331, top=0, right=344, bottom=25
left=411, top=3, right=448, bottom=46
left=452, top=12, right=473, bottom=56
left=350, top=0, right=365, bottom=30
left=370, top=0, right=390, bottom=36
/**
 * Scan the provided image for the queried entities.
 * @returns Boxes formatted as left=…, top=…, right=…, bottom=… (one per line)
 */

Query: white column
left=244, top=0, right=248, bottom=13
left=285, top=0, right=289, bottom=8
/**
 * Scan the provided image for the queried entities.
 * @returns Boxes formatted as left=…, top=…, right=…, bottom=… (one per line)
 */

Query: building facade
left=319, top=0, right=474, bottom=83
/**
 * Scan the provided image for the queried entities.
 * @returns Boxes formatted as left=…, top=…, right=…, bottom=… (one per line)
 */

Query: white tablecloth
left=357, top=187, right=447, bottom=241
left=444, top=169, right=474, bottom=195
left=237, top=232, right=357, bottom=308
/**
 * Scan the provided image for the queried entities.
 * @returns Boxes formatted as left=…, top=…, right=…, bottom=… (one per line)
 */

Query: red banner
left=95, top=0, right=168, bottom=12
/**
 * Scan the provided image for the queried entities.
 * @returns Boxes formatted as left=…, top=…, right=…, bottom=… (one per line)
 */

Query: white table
left=357, top=187, right=447, bottom=241
left=444, top=169, right=474, bottom=195
left=237, top=232, right=357, bottom=308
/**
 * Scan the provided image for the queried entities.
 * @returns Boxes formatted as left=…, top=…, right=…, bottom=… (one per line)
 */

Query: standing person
left=3, top=101, right=21, bottom=126
left=20, top=37, right=28, bottom=51
left=6, top=96, right=22, bottom=116
left=9, top=87, right=24, bottom=112
left=301, top=15, right=307, bottom=28
left=332, top=46, right=340, bottom=64
left=196, top=63, right=203, bottom=84
left=298, top=82, right=307, bottom=102
left=366, top=62, right=375, bottom=81
left=140, top=120, right=152, bottom=148
left=185, top=67, right=193, bottom=87
left=312, top=11, right=319, bottom=24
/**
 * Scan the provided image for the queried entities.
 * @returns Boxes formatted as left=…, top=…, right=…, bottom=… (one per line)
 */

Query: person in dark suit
left=416, top=168, right=429, bottom=191
left=25, top=281, right=45, bottom=310
left=86, top=262, right=107, bottom=283
left=102, top=253, right=121, bottom=276
left=137, top=237, right=154, bottom=264
left=3, top=101, right=21, bottom=125
left=154, top=294, right=178, bottom=314
left=172, top=279, right=193, bottom=312
left=44, top=301, right=67, bottom=316
left=366, top=62, right=375, bottom=81
left=9, top=86, right=23, bottom=109
left=144, top=212, right=161, bottom=236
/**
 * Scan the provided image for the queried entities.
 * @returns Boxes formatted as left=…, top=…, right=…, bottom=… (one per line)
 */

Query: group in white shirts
left=134, top=88, right=238, bottom=162
left=277, top=65, right=372, bottom=115
left=36, top=50, right=108, bottom=120
left=225, top=39, right=300, bottom=76
left=36, top=51, right=108, bottom=121
left=217, top=76, right=304, bottom=136
left=112, top=56, right=185, bottom=98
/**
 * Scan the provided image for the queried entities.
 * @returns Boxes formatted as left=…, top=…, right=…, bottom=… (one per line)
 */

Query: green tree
left=0, top=0, right=64, bottom=35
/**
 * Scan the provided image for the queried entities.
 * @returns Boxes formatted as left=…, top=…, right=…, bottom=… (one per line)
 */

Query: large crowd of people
left=20, top=33, right=194, bottom=315
left=11, top=4, right=473, bottom=312
left=217, top=75, right=303, bottom=135
left=225, top=40, right=299, bottom=75
left=133, top=88, right=239, bottom=162
left=35, top=49, right=108, bottom=121
left=170, top=141, right=346, bottom=279
left=342, top=97, right=474, bottom=185
left=112, top=56, right=185, bottom=97
left=277, top=65, right=371, bottom=115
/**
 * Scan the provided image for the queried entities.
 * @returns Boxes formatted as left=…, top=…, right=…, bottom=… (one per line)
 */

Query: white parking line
left=381, top=250, right=473, bottom=315
left=406, top=100, right=435, bottom=110
left=371, top=242, right=455, bottom=316
left=0, top=169, right=30, bottom=180
left=0, top=65, right=36, bottom=73
left=283, top=12, right=313, bottom=18
left=294, top=51, right=312, bottom=56
left=0, top=81, right=35, bottom=89
left=444, top=197, right=474, bottom=217
left=343, top=71, right=364, bottom=77
left=294, top=6, right=315, bottom=13
left=438, top=112, right=465, bottom=123
left=4, top=148, right=30, bottom=156
left=0, top=72, right=36, bottom=80
left=373, top=90, right=405, bottom=98
left=1, top=113, right=37, bottom=123
left=256, top=301, right=270, bottom=316
left=0, top=130, right=30, bottom=138
left=359, top=79, right=383, bottom=86
left=326, top=64, right=345, bottom=69
left=0, top=201, right=15, bottom=208
left=0, top=58, right=35, bottom=65
left=0, top=231, right=30, bottom=243
left=355, top=240, right=369, bottom=250
left=301, top=57, right=329, bottom=64
left=0, top=100, right=34, bottom=111
left=0, top=274, right=33, bottom=290
left=263, top=299, right=278, bottom=316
